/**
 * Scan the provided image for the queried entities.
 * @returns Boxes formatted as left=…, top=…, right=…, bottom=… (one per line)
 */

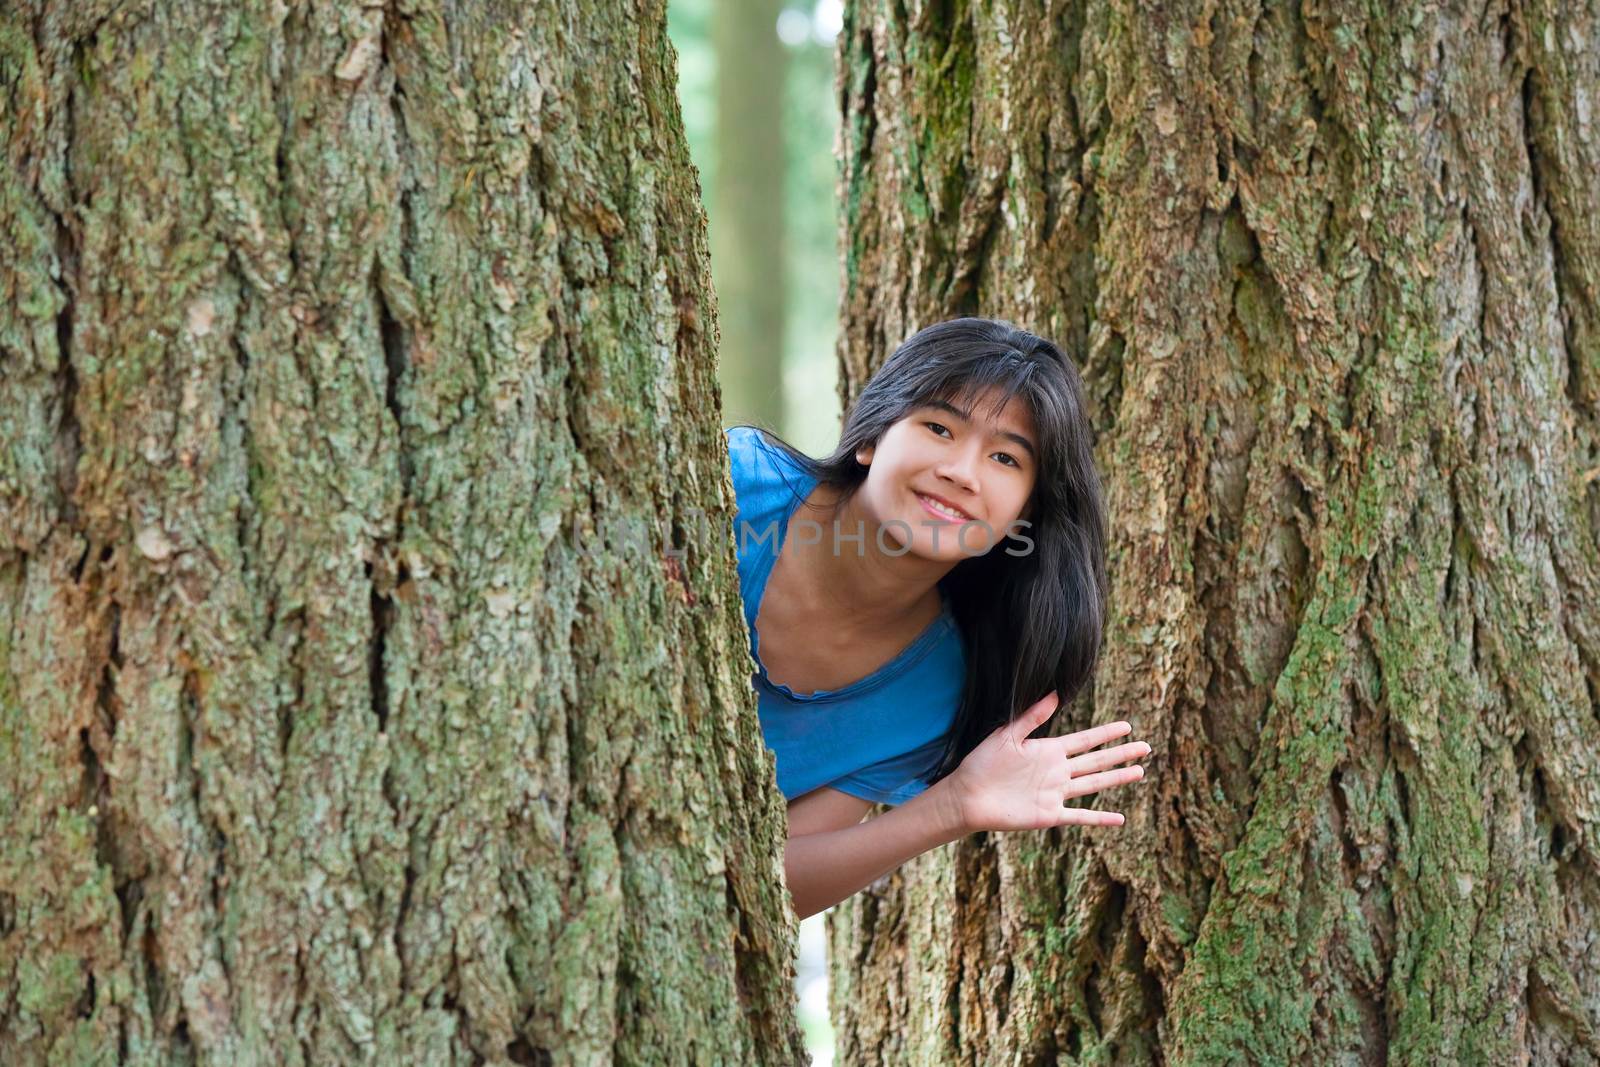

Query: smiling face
left=851, top=386, right=1039, bottom=562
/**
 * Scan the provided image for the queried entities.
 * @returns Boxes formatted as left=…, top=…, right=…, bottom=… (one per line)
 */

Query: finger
left=1062, top=764, right=1145, bottom=799
left=1011, top=690, right=1061, bottom=737
left=1055, top=720, right=1133, bottom=755
left=1068, top=741, right=1151, bottom=777
left=1057, top=807, right=1125, bottom=827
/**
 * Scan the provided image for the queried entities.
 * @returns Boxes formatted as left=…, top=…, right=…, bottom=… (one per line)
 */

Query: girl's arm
left=786, top=786, right=874, bottom=837
left=783, top=777, right=967, bottom=919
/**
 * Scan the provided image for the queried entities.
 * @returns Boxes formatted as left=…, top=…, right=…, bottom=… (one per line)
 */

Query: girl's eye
left=934, top=422, right=1017, bottom=470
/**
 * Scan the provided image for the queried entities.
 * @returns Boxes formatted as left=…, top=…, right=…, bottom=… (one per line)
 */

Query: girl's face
left=853, top=386, right=1039, bottom=563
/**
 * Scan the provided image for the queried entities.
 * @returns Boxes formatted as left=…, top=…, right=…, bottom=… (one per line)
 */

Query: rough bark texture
left=711, top=0, right=789, bottom=431
left=828, top=0, right=1600, bottom=1063
left=0, top=1, right=804, bottom=1063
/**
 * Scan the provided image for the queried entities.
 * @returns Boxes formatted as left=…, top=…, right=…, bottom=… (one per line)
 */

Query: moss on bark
left=829, top=0, right=1600, bottom=1062
left=0, top=1, right=804, bottom=1063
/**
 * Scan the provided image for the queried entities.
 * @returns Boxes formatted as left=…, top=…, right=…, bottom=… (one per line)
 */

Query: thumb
left=1012, top=690, right=1060, bottom=738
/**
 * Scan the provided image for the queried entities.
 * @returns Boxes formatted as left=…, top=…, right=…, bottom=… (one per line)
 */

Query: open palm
left=952, top=691, right=1150, bottom=833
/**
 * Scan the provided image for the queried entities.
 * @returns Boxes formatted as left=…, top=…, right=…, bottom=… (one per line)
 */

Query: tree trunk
left=828, top=0, right=1600, bottom=1062
left=711, top=0, right=789, bottom=432
left=0, top=1, right=804, bottom=1063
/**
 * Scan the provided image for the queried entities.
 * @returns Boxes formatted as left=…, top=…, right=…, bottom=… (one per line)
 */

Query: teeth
left=919, top=494, right=969, bottom=521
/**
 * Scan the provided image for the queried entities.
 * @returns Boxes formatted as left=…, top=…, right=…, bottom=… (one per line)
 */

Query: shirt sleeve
left=826, top=736, right=949, bottom=807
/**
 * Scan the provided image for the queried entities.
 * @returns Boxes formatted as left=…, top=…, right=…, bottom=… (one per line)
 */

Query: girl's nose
left=936, top=453, right=981, bottom=494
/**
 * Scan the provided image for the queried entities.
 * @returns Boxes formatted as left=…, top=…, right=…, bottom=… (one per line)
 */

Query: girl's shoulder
left=725, top=424, right=794, bottom=473
left=725, top=425, right=812, bottom=522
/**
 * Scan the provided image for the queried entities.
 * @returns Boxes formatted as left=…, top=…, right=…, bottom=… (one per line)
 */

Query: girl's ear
left=855, top=443, right=874, bottom=466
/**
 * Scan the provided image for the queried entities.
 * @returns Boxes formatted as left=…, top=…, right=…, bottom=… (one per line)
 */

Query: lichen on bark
left=828, top=0, right=1600, bottom=1063
left=0, top=1, right=804, bottom=1063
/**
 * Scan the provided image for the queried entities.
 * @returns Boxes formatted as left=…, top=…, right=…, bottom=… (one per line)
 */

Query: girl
left=727, top=317, right=1149, bottom=919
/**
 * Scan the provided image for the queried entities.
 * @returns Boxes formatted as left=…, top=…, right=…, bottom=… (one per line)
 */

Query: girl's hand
left=950, top=691, right=1149, bottom=833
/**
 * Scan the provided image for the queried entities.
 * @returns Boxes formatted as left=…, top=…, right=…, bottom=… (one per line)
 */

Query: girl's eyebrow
left=926, top=399, right=1037, bottom=461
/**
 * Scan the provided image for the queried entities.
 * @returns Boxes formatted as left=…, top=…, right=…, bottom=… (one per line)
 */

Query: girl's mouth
left=916, top=493, right=973, bottom=522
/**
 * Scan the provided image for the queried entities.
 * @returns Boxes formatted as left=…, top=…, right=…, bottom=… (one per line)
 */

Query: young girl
left=727, top=317, right=1150, bottom=919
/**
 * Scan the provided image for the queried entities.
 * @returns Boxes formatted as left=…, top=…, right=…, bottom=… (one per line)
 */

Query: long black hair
left=734, top=317, right=1107, bottom=783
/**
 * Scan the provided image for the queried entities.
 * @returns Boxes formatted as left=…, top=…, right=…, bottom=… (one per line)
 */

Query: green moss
left=1160, top=890, right=1198, bottom=948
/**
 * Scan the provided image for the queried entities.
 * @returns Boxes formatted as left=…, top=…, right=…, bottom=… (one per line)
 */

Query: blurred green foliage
left=668, top=0, right=843, bottom=457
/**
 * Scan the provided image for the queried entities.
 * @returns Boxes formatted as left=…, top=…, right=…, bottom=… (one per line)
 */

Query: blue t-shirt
left=726, top=425, right=966, bottom=806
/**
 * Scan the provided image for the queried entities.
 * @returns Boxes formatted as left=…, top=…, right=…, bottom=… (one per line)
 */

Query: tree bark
left=0, top=1, right=804, bottom=1063
left=711, top=0, right=789, bottom=432
left=828, top=0, right=1600, bottom=1063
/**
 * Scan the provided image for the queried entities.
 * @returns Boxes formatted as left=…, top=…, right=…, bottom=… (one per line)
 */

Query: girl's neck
left=785, top=482, right=954, bottom=630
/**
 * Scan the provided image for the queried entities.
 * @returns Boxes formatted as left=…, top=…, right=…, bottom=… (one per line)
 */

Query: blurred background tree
left=670, top=0, right=844, bottom=456
left=710, top=0, right=787, bottom=431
